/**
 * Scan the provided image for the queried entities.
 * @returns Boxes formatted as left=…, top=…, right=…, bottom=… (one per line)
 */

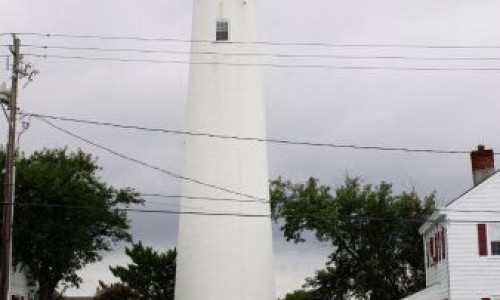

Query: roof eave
left=419, top=212, right=446, bottom=235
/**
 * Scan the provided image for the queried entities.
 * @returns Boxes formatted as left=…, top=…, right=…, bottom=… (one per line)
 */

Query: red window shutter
left=426, top=241, right=431, bottom=267
left=436, top=232, right=441, bottom=261
left=430, top=237, right=435, bottom=263
left=441, top=228, right=446, bottom=259
left=425, top=241, right=431, bottom=268
left=478, top=224, right=488, bottom=256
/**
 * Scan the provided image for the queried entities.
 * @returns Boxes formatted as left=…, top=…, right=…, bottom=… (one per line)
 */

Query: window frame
left=489, top=223, right=500, bottom=256
left=215, top=19, right=230, bottom=42
left=425, top=225, right=447, bottom=268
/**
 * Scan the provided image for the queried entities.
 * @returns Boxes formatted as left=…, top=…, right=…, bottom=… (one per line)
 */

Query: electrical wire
left=139, top=194, right=500, bottom=216
left=140, top=193, right=268, bottom=203
left=5, top=201, right=500, bottom=223
left=4, top=32, right=500, bottom=222
left=20, top=44, right=500, bottom=62
left=4, top=202, right=270, bottom=217
left=140, top=199, right=228, bottom=213
left=7, top=118, right=500, bottom=220
left=12, top=32, right=500, bottom=49
left=34, top=116, right=268, bottom=202
left=132, top=194, right=500, bottom=215
left=23, top=112, right=488, bottom=156
left=26, top=116, right=500, bottom=223
left=34, top=114, right=486, bottom=217
left=24, top=53, right=500, bottom=72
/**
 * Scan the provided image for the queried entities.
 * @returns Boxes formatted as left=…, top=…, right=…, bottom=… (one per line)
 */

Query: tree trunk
left=38, top=279, right=57, bottom=300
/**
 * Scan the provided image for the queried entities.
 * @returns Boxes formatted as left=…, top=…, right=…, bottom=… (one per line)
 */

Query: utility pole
left=0, top=34, right=20, bottom=300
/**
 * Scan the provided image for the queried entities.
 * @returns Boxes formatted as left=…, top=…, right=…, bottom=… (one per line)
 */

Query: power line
left=140, top=193, right=268, bottom=204
left=139, top=194, right=500, bottom=217
left=35, top=114, right=482, bottom=215
left=23, top=112, right=483, bottom=155
left=140, top=198, right=229, bottom=213
left=3, top=202, right=270, bottom=218
left=27, top=116, right=500, bottom=222
left=137, top=193, right=500, bottom=215
left=12, top=32, right=500, bottom=49
left=24, top=53, right=500, bottom=72
left=4, top=201, right=500, bottom=223
left=27, top=113, right=478, bottom=215
left=34, top=116, right=268, bottom=202
left=20, top=44, right=500, bottom=62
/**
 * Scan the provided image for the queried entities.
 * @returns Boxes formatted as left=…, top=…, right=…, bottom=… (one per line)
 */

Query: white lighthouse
left=174, top=0, right=275, bottom=300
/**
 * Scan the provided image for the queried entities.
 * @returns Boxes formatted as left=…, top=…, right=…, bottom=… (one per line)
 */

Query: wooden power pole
left=0, top=34, right=21, bottom=300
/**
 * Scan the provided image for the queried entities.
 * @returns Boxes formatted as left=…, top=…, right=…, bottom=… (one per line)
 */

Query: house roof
left=419, top=212, right=446, bottom=235
left=444, top=170, right=499, bottom=208
left=400, top=283, right=440, bottom=300
left=419, top=171, right=500, bottom=234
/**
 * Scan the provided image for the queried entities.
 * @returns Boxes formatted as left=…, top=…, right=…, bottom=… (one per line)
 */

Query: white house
left=10, top=265, right=37, bottom=300
left=403, top=145, right=500, bottom=300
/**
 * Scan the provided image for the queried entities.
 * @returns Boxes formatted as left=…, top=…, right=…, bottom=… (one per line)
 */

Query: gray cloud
left=2, top=0, right=500, bottom=297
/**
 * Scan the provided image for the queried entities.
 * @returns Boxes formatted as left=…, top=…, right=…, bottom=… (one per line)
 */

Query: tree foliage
left=94, top=282, right=137, bottom=300
left=280, top=289, right=316, bottom=300
left=0, top=148, right=142, bottom=300
left=270, top=177, right=435, bottom=300
left=109, top=242, right=176, bottom=300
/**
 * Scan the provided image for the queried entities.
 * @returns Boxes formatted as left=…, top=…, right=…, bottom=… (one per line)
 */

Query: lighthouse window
left=216, top=20, right=229, bottom=41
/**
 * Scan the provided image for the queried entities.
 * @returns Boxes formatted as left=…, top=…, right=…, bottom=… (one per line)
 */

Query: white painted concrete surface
left=175, top=1, right=275, bottom=299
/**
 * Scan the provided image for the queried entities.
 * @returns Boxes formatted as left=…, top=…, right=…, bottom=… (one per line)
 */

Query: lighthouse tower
left=174, top=0, right=275, bottom=300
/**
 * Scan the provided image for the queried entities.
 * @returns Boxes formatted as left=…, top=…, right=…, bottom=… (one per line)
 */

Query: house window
left=490, top=224, right=500, bottom=255
left=216, top=20, right=229, bottom=41
left=425, top=226, right=447, bottom=267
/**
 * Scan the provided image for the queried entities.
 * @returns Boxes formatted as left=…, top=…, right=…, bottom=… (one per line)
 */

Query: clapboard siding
left=445, top=173, right=500, bottom=299
left=447, top=221, right=500, bottom=299
left=422, top=223, right=450, bottom=300
left=424, top=226, right=449, bottom=283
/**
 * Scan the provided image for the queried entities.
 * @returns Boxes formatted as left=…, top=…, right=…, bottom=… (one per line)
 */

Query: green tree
left=94, top=282, right=137, bottom=300
left=109, top=242, right=176, bottom=300
left=281, top=290, right=316, bottom=300
left=270, top=177, right=435, bottom=300
left=0, top=148, right=142, bottom=300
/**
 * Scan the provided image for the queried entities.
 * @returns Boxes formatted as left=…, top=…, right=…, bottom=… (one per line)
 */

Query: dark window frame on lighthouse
left=216, top=19, right=230, bottom=41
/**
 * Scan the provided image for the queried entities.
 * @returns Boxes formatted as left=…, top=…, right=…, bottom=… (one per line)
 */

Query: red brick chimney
left=471, top=145, right=495, bottom=186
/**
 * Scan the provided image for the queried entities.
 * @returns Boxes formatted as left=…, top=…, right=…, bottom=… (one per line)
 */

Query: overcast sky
left=2, top=0, right=500, bottom=297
